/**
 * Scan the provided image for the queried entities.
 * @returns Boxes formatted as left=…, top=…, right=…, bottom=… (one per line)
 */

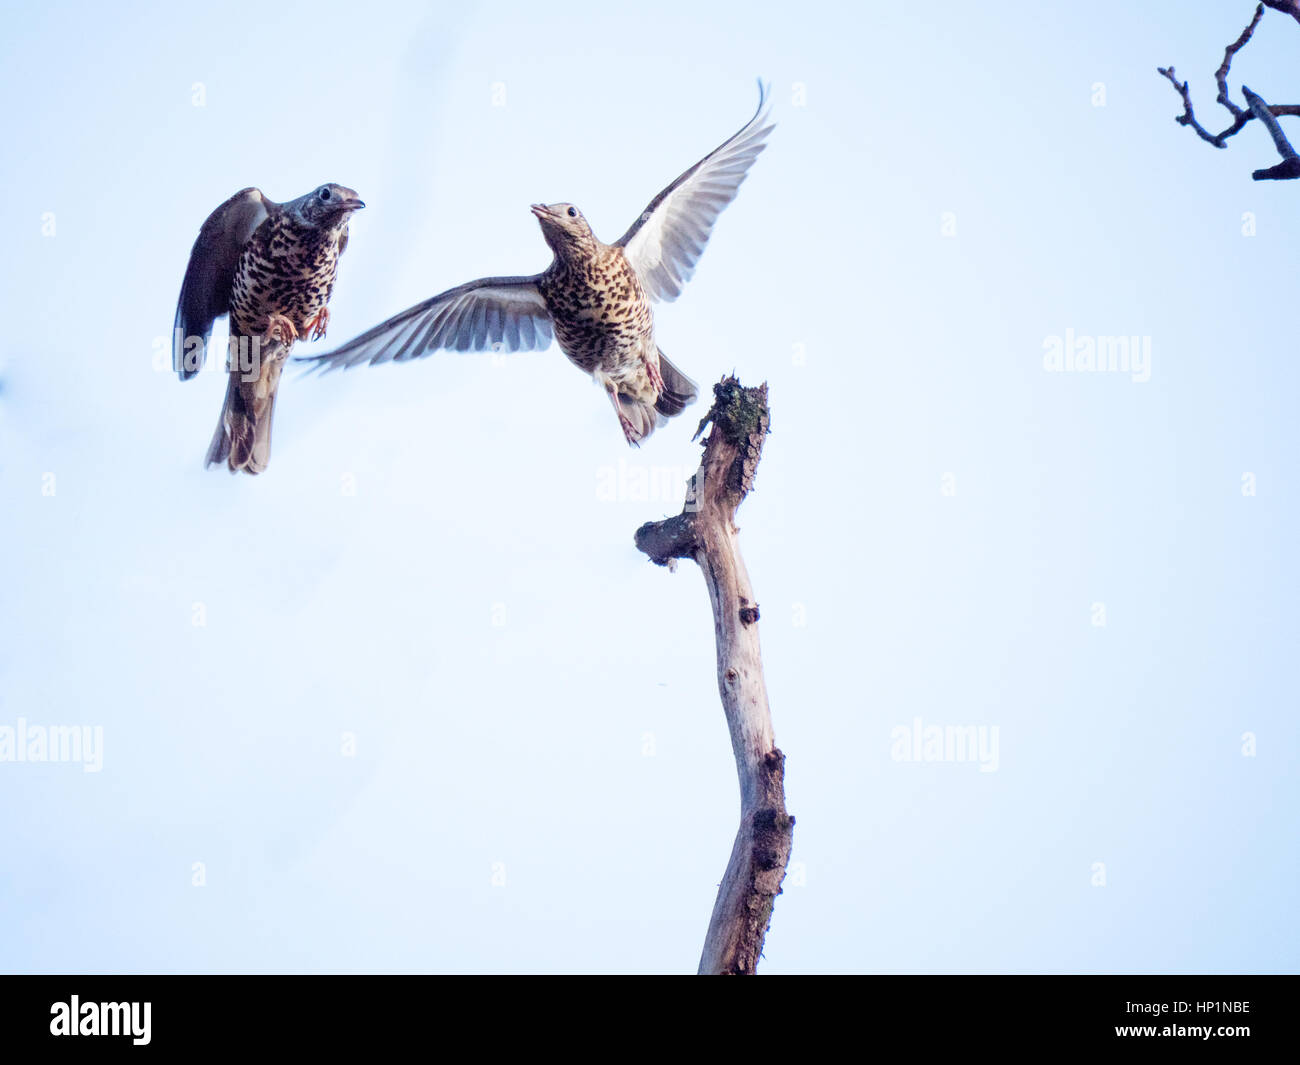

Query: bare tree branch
left=1216, top=2, right=1268, bottom=121
left=1262, top=0, right=1300, bottom=27
left=1157, top=65, right=1240, bottom=148
left=635, top=377, right=793, bottom=976
left=1158, top=2, right=1300, bottom=175
left=1244, top=84, right=1300, bottom=178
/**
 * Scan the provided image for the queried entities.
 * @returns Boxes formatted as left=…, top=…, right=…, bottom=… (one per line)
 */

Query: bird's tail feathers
left=205, top=345, right=287, bottom=475
left=204, top=375, right=236, bottom=472
left=654, top=349, right=698, bottom=419
left=619, top=395, right=661, bottom=447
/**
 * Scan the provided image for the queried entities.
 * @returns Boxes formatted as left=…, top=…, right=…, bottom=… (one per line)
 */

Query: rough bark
left=635, top=377, right=793, bottom=976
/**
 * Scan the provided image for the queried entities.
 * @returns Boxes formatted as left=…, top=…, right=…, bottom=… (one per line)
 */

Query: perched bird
left=173, top=183, right=364, bottom=474
left=298, top=83, right=774, bottom=445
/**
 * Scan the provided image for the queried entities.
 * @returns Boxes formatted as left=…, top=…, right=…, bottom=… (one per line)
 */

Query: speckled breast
left=540, top=249, right=653, bottom=375
left=229, top=216, right=343, bottom=340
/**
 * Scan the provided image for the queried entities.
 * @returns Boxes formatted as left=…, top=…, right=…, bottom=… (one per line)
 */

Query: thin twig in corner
left=1157, top=3, right=1300, bottom=156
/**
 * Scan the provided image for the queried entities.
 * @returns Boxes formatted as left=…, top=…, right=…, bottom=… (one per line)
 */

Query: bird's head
left=290, top=184, right=365, bottom=228
left=531, top=202, right=597, bottom=259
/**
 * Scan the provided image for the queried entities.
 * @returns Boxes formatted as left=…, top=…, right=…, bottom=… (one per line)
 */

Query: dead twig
left=1158, top=3, right=1300, bottom=177
left=1244, top=85, right=1300, bottom=178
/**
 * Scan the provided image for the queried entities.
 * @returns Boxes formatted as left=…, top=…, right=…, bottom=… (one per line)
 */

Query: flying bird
left=173, top=183, right=364, bottom=474
left=298, top=83, right=774, bottom=445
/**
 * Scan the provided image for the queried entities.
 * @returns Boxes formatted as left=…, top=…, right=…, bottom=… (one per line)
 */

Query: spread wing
left=615, top=81, right=774, bottom=303
left=295, top=276, right=553, bottom=373
left=173, top=188, right=271, bottom=380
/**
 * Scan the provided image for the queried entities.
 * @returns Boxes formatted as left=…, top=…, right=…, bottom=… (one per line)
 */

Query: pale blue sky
left=1, top=0, right=1296, bottom=973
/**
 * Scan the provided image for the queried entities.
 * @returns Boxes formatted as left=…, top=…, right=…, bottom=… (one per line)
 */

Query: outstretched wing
left=295, top=276, right=553, bottom=372
left=615, top=81, right=774, bottom=303
left=173, top=188, right=270, bottom=380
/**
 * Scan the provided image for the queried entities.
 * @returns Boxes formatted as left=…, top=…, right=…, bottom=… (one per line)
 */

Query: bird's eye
left=567, top=207, right=577, bottom=218
left=319, top=188, right=331, bottom=201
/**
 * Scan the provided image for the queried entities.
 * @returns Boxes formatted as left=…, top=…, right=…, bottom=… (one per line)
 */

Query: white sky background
left=1, top=0, right=1297, bottom=972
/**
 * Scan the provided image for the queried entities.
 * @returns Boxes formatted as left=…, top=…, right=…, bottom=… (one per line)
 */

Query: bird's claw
left=619, top=412, right=642, bottom=446
left=263, top=314, right=299, bottom=347
left=605, top=378, right=643, bottom=446
left=645, top=356, right=665, bottom=395
left=306, top=307, right=330, bottom=342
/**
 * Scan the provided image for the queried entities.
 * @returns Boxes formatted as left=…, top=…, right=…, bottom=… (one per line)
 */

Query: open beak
left=530, top=203, right=551, bottom=220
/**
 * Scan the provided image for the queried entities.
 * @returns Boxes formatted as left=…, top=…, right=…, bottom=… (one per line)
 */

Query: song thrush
left=298, top=83, right=773, bottom=445
left=174, top=183, right=364, bottom=474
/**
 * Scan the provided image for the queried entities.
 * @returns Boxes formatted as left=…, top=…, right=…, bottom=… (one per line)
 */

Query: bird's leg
left=263, top=314, right=299, bottom=347
left=605, top=380, right=640, bottom=444
left=305, top=306, right=330, bottom=341
left=643, top=349, right=666, bottom=394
